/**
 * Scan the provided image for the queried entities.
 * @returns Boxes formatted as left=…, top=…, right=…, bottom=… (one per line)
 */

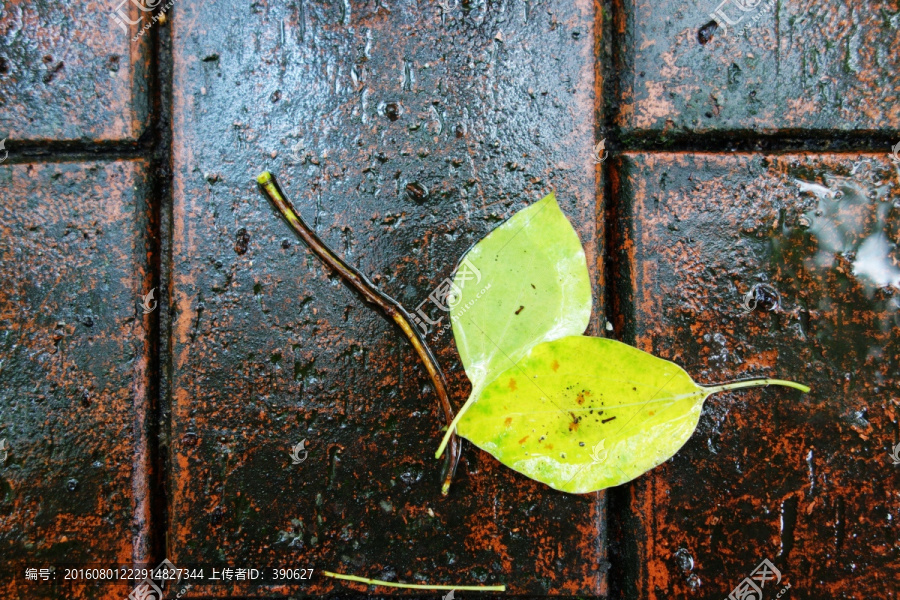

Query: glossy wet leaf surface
left=457, top=335, right=710, bottom=493
left=449, top=192, right=592, bottom=398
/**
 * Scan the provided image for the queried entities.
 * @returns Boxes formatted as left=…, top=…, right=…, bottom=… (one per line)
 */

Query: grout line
left=149, top=10, right=175, bottom=570
left=5, top=127, right=897, bottom=167
left=605, top=1, right=643, bottom=599
left=602, top=129, right=900, bottom=155
left=0, top=144, right=149, bottom=165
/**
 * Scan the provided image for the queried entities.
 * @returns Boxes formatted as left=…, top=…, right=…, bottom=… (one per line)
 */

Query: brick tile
left=0, top=0, right=151, bottom=142
left=0, top=160, right=153, bottom=598
left=169, top=0, right=605, bottom=595
left=615, top=152, right=899, bottom=599
left=615, top=0, right=900, bottom=133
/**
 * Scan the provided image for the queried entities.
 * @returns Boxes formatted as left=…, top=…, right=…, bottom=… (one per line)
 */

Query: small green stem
left=702, top=378, right=810, bottom=395
left=322, top=571, right=506, bottom=592
left=436, top=385, right=483, bottom=460
left=436, top=397, right=471, bottom=460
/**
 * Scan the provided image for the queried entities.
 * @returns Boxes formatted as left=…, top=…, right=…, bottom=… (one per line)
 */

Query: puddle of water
left=768, top=158, right=900, bottom=365
left=790, top=161, right=899, bottom=300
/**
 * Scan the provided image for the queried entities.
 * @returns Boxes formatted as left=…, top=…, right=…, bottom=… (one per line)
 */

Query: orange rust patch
left=518, top=435, right=529, bottom=445
left=504, top=417, right=513, bottom=426
left=551, top=360, right=560, bottom=372
left=576, top=393, right=585, bottom=405
left=508, top=378, right=518, bottom=391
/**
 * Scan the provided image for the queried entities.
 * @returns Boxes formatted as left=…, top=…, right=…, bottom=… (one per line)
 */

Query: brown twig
left=256, top=171, right=461, bottom=494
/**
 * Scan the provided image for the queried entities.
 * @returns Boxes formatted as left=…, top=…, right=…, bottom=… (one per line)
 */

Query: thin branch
left=322, top=570, right=506, bottom=592
left=257, top=171, right=461, bottom=494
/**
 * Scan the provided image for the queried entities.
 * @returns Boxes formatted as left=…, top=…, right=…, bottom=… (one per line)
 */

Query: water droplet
left=687, top=573, right=702, bottom=590
left=405, top=182, right=428, bottom=204
left=697, top=20, right=718, bottom=44
left=234, top=228, right=250, bottom=255
left=745, top=283, right=780, bottom=312
left=383, top=102, right=402, bottom=121
left=674, top=548, right=694, bottom=572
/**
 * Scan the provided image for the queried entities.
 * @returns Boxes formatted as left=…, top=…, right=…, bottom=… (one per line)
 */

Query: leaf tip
left=540, top=190, right=558, bottom=206
left=256, top=171, right=273, bottom=185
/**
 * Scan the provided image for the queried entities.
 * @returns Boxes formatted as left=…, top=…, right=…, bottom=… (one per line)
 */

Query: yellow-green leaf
left=457, top=335, right=809, bottom=493
left=435, top=192, right=592, bottom=458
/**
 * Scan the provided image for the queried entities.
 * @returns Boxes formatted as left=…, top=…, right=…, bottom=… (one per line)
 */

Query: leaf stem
left=257, top=172, right=461, bottom=494
left=321, top=571, right=506, bottom=592
left=702, top=378, right=810, bottom=395
left=436, top=390, right=476, bottom=459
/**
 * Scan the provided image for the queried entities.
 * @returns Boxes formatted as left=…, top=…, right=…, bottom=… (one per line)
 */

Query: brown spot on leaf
left=518, top=435, right=529, bottom=445
left=504, top=417, right=513, bottom=426
left=551, top=360, right=560, bottom=372
left=508, top=378, right=518, bottom=391
left=515, top=305, right=524, bottom=315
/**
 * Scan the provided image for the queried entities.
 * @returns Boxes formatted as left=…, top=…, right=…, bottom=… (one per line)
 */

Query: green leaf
left=435, top=192, right=592, bottom=457
left=457, top=335, right=809, bottom=493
